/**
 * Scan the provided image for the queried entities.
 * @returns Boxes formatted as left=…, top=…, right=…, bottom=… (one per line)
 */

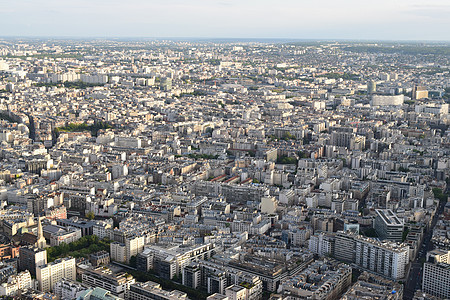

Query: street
left=403, top=199, right=446, bottom=300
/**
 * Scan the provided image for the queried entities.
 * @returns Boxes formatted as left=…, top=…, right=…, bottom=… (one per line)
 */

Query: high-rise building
left=136, top=249, right=153, bottom=272
left=110, top=242, right=126, bottom=263
left=36, top=257, right=76, bottom=292
left=367, top=80, right=377, bottom=94
left=374, top=209, right=404, bottom=242
left=207, top=272, right=227, bottom=295
left=309, top=232, right=334, bottom=257
left=19, top=246, right=47, bottom=277
left=422, top=251, right=450, bottom=299
left=355, top=237, right=409, bottom=280
left=125, top=236, right=144, bottom=263
left=412, top=85, right=428, bottom=100
left=334, top=232, right=356, bottom=263
left=182, top=263, right=201, bottom=289
left=160, top=77, right=172, bottom=91
left=110, top=236, right=144, bottom=264
left=334, top=232, right=409, bottom=280
left=370, top=94, right=404, bottom=106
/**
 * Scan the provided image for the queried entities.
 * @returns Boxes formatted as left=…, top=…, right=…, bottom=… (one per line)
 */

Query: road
left=403, top=199, right=446, bottom=300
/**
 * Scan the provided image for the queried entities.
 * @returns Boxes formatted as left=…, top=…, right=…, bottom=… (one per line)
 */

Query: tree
left=86, top=211, right=95, bottom=220
left=398, top=166, right=410, bottom=173
left=364, top=228, right=378, bottom=238
left=432, top=188, right=448, bottom=202
left=129, top=255, right=137, bottom=268
left=402, top=227, right=410, bottom=242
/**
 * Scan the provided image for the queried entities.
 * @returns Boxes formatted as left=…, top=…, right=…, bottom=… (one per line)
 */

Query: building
left=182, top=263, right=201, bottom=289
left=354, top=237, right=409, bottom=280
left=19, top=246, right=47, bottom=277
left=0, top=244, right=19, bottom=261
left=225, top=285, right=247, bottom=300
left=334, top=232, right=409, bottom=280
left=374, top=209, right=404, bottom=242
left=281, top=259, right=352, bottom=300
left=367, top=80, right=377, bottom=94
left=309, top=232, right=334, bottom=256
left=110, top=242, right=126, bottom=263
left=371, top=94, right=404, bottom=106
left=260, top=196, right=278, bottom=214
left=126, top=281, right=189, bottom=300
left=136, top=249, right=154, bottom=272
left=125, top=236, right=145, bottom=263
left=77, top=287, right=122, bottom=300
left=81, top=267, right=135, bottom=298
left=422, top=250, right=450, bottom=299
left=426, top=249, right=449, bottom=264
left=36, top=257, right=76, bottom=292
left=207, top=294, right=229, bottom=300
left=0, top=270, right=32, bottom=297
left=342, top=271, right=403, bottom=299
left=54, top=278, right=89, bottom=300
left=48, top=226, right=82, bottom=246
left=56, top=218, right=95, bottom=236
left=282, top=227, right=312, bottom=247
left=343, top=220, right=360, bottom=234
left=334, top=232, right=356, bottom=263
left=89, top=251, right=110, bottom=267
left=412, top=85, right=428, bottom=100
left=36, top=217, right=46, bottom=249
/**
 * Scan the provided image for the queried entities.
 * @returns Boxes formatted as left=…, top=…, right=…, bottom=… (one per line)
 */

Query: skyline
left=1, top=0, right=450, bottom=41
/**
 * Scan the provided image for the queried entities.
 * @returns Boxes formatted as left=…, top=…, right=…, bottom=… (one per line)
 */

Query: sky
left=1, top=0, right=449, bottom=40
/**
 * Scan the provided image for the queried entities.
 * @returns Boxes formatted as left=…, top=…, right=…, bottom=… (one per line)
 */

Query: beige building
left=36, top=257, right=76, bottom=292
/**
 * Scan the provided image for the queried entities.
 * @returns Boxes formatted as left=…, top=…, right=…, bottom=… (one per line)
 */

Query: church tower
left=36, top=216, right=46, bottom=249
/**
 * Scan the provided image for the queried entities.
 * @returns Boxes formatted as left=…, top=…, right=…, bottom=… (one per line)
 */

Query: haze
left=1, top=0, right=450, bottom=40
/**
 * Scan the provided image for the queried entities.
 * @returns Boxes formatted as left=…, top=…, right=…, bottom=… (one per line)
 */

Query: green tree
left=432, top=188, right=448, bottom=202
left=86, top=211, right=95, bottom=220
left=129, top=255, right=137, bottom=268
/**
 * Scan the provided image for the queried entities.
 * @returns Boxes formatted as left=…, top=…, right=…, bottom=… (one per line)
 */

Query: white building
left=423, top=259, right=450, bottom=299
left=260, top=196, right=277, bottom=214
left=371, top=94, right=404, bottom=106
left=125, top=236, right=145, bottom=263
left=54, top=278, right=89, bottom=300
left=110, top=242, right=127, bottom=263
left=0, top=270, right=32, bottom=296
left=355, top=237, right=409, bottom=280
left=36, top=257, right=76, bottom=292
left=49, top=227, right=82, bottom=246
left=225, top=285, right=247, bottom=300
left=93, top=220, right=113, bottom=239
left=309, top=233, right=333, bottom=256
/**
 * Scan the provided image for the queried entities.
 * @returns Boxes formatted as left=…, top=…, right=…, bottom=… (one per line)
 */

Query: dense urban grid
left=0, top=38, right=449, bottom=300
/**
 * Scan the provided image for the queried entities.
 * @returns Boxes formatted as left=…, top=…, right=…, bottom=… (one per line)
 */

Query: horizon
left=1, top=0, right=449, bottom=41
left=1, top=36, right=450, bottom=43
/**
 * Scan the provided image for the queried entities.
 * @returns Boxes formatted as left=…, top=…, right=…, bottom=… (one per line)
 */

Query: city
left=0, top=38, right=448, bottom=300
